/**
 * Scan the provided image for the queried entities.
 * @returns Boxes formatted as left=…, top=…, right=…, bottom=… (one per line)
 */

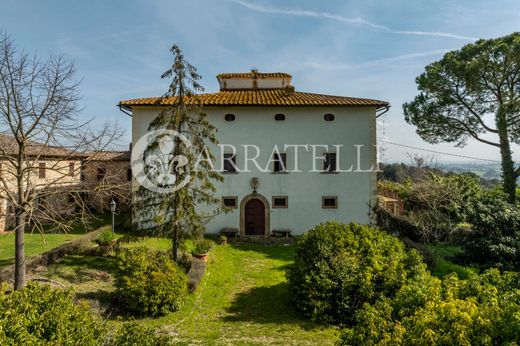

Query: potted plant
left=217, top=234, right=227, bottom=245
left=94, top=229, right=117, bottom=254
left=192, top=239, right=213, bottom=262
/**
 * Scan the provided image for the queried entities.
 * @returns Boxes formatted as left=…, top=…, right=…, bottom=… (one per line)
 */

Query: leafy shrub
left=287, top=222, right=428, bottom=325
left=109, top=322, right=172, bottom=345
left=114, top=247, right=188, bottom=316
left=94, top=229, right=117, bottom=246
left=461, top=190, right=520, bottom=270
left=192, top=238, right=213, bottom=255
left=0, top=282, right=106, bottom=345
left=0, top=282, right=174, bottom=345
left=378, top=174, right=482, bottom=243
left=339, top=269, right=520, bottom=345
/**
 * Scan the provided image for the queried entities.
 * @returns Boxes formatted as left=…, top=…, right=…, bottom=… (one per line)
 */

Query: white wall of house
left=131, top=105, right=377, bottom=235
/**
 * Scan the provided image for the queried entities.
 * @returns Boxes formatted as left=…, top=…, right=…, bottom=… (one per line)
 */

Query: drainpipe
left=376, top=105, right=390, bottom=118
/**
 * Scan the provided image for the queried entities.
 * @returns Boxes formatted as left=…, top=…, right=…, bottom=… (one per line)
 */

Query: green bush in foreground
left=339, top=269, right=520, bottom=345
left=0, top=282, right=175, bottom=345
left=0, top=282, right=106, bottom=345
left=114, top=247, right=188, bottom=316
left=287, top=222, right=429, bottom=325
left=109, top=322, right=172, bottom=346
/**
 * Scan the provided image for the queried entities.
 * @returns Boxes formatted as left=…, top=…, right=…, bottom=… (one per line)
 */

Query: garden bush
left=114, top=247, right=188, bottom=316
left=109, top=322, right=172, bottom=345
left=0, top=282, right=106, bottom=345
left=339, top=269, right=520, bottom=345
left=377, top=174, right=482, bottom=243
left=287, top=222, right=429, bottom=325
left=460, top=190, right=520, bottom=270
left=0, top=282, right=175, bottom=345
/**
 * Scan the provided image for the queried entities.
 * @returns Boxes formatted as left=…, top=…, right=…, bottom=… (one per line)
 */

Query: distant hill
left=379, top=161, right=501, bottom=187
left=437, top=162, right=501, bottom=181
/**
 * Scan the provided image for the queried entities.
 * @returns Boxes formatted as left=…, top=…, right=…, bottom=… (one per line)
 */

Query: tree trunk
left=14, top=209, right=26, bottom=290
left=172, top=225, right=178, bottom=262
left=497, top=108, right=517, bottom=203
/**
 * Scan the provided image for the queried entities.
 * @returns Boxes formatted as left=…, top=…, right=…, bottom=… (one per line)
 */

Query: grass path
left=149, top=243, right=339, bottom=345
left=42, top=241, right=340, bottom=345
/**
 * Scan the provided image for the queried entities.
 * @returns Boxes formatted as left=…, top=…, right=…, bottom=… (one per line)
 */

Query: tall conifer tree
left=134, top=44, right=222, bottom=261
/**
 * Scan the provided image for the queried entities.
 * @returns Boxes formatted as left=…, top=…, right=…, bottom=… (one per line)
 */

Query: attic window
left=225, top=114, right=236, bottom=122
left=275, top=114, right=285, bottom=121
left=324, top=114, right=335, bottom=121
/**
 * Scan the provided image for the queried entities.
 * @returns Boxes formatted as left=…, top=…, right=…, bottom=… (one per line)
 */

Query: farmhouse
left=119, top=71, right=389, bottom=236
left=0, top=134, right=131, bottom=232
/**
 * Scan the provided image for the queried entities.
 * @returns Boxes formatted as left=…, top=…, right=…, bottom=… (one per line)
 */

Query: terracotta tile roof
left=0, top=134, right=130, bottom=161
left=86, top=151, right=130, bottom=161
left=119, top=90, right=389, bottom=109
left=217, top=72, right=292, bottom=79
left=0, top=134, right=81, bottom=158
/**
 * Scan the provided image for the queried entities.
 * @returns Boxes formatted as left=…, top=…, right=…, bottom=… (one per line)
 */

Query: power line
left=383, top=141, right=502, bottom=163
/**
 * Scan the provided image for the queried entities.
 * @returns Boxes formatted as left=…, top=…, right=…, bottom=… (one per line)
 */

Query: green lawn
left=0, top=215, right=113, bottom=267
left=41, top=240, right=340, bottom=345
left=427, top=243, right=479, bottom=279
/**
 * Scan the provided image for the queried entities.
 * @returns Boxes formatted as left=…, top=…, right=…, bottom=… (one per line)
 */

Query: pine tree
left=403, top=33, right=520, bottom=203
left=133, top=44, right=222, bottom=261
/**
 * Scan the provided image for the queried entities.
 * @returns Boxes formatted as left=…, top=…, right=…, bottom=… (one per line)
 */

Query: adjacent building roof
left=119, top=89, right=389, bottom=109
left=0, top=134, right=80, bottom=158
left=0, top=134, right=130, bottom=161
left=87, top=151, right=130, bottom=161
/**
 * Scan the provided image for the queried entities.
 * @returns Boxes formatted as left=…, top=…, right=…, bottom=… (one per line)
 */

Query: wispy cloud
left=227, top=0, right=477, bottom=41
left=285, top=48, right=453, bottom=71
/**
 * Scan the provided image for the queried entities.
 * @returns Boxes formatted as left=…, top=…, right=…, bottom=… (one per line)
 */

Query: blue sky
left=1, top=0, right=519, bottom=162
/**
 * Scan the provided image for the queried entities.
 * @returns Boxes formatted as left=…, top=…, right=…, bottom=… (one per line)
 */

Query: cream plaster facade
left=128, top=72, right=383, bottom=236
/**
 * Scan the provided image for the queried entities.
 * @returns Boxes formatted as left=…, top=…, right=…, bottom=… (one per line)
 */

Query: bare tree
left=0, top=32, right=123, bottom=289
left=406, top=153, right=438, bottom=181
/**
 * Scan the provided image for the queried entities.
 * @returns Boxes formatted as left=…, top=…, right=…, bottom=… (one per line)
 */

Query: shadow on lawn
left=0, top=258, right=14, bottom=267
left=222, top=282, right=319, bottom=329
left=46, top=255, right=118, bottom=284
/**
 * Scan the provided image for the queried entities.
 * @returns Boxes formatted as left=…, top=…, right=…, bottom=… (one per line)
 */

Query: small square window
left=69, top=162, right=75, bottom=177
left=223, top=153, right=237, bottom=173
left=222, top=196, right=238, bottom=209
left=322, top=196, right=338, bottom=209
left=272, top=196, right=288, bottom=209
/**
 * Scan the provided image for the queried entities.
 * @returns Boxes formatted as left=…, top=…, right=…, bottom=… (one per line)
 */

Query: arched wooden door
left=244, top=199, right=265, bottom=235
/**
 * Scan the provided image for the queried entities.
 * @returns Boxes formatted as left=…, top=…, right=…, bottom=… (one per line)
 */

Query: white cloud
left=283, top=48, right=454, bottom=71
left=227, top=0, right=477, bottom=41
